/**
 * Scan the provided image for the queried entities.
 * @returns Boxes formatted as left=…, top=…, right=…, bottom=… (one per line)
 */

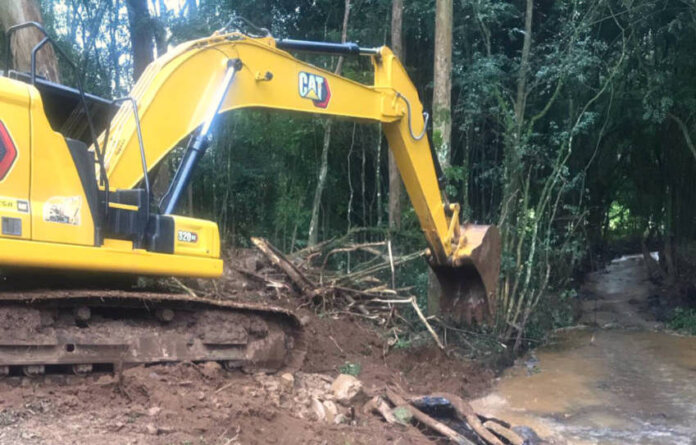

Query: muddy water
left=472, top=257, right=696, bottom=444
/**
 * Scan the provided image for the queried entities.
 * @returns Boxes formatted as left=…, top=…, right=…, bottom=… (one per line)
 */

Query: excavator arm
left=97, top=32, right=500, bottom=323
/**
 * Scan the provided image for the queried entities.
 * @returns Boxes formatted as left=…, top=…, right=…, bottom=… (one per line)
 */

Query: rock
left=96, top=375, right=114, bottom=386
left=147, top=407, right=162, bottom=417
left=311, top=397, right=326, bottom=421
left=333, top=413, right=347, bottom=424
left=322, top=400, right=338, bottom=423
left=199, top=361, right=223, bottom=379
left=299, top=315, right=312, bottom=327
left=145, top=423, right=158, bottom=435
left=331, top=374, right=362, bottom=404
left=280, top=373, right=295, bottom=392
left=158, top=426, right=174, bottom=435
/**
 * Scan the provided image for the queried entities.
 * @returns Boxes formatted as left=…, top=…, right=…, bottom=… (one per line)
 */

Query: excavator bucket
left=428, top=224, right=502, bottom=325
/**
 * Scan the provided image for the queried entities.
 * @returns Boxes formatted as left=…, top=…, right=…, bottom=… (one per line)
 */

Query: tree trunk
left=514, top=0, right=534, bottom=128
left=152, top=3, right=168, bottom=58
left=668, top=112, right=696, bottom=163
left=126, top=0, right=154, bottom=81
left=388, top=0, right=404, bottom=229
left=433, top=0, right=453, bottom=169
left=376, top=125, right=384, bottom=226
left=108, top=0, right=121, bottom=94
left=0, top=0, right=60, bottom=82
left=184, top=0, right=198, bottom=19
left=308, top=0, right=351, bottom=246
left=500, top=0, right=533, bottom=229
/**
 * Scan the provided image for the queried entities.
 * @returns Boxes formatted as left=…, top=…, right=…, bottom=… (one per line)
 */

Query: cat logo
left=298, top=71, right=331, bottom=108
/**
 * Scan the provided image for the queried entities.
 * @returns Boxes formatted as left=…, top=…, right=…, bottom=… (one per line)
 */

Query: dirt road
left=471, top=256, right=696, bottom=444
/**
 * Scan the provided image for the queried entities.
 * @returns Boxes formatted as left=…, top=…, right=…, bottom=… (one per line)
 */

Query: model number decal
left=177, top=230, right=198, bottom=243
left=298, top=71, right=331, bottom=108
left=0, top=198, right=29, bottom=213
left=0, top=198, right=13, bottom=209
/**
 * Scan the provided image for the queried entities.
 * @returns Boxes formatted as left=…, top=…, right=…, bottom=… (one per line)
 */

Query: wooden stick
left=385, top=389, right=474, bottom=445
left=334, top=249, right=426, bottom=284
left=328, top=335, right=345, bottom=355
left=344, top=294, right=371, bottom=316
left=409, top=296, right=445, bottom=350
left=483, top=421, right=525, bottom=445
left=363, top=396, right=397, bottom=423
left=172, top=277, right=198, bottom=298
left=387, top=240, right=396, bottom=290
left=228, top=264, right=288, bottom=289
left=251, top=237, right=315, bottom=295
left=289, top=236, right=335, bottom=259
left=320, top=241, right=387, bottom=269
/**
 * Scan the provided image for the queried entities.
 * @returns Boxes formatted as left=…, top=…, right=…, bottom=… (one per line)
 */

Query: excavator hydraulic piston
left=161, top=59, right=242, bottom=214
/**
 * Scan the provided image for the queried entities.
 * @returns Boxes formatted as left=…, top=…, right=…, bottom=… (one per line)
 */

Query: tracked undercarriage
left=0, top=289, right=306, bottom=377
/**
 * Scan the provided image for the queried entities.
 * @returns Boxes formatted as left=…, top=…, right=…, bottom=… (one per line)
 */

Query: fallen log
left=410, top=393, right=504, bottom=445
left=251, top=237, right=315, bottom=295
left=385, top=389, right=475, bottom=445
left=483, top=421, right=525, bottom=445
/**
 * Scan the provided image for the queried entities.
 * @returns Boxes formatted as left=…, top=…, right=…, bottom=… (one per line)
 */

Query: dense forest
left=3, top=0, right=696, bottom=349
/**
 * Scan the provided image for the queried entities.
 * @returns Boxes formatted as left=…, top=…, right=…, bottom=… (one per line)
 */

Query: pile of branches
left=202, top=232, right=446, bottom=349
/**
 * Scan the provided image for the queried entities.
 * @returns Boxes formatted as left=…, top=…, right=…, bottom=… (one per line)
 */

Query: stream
left=471, top=256, right=696, bottom=444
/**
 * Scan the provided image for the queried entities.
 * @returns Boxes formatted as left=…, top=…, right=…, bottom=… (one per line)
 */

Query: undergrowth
left=668, top=308, right=696, bottom=335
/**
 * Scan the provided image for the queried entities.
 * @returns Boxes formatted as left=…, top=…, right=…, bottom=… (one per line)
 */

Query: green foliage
left=523, top=289, right=577, bottom=347
left=668, top=308, right=696, bottom=336
left=338, top=362, right=362, bottom=376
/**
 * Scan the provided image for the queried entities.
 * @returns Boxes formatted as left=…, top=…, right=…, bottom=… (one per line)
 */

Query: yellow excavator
left=0, top=22, right=500, bottom=376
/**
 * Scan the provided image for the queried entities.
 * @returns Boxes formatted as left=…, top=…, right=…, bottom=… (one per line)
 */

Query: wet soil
left=472, top=256, right=696, bottom=445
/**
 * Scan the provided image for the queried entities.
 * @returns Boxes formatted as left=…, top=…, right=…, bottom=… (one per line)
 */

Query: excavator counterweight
left=0, top=23, right=500, bottom=374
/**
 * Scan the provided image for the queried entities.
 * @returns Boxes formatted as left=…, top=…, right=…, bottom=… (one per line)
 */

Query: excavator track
left=0, top=289, right=306, bottom=377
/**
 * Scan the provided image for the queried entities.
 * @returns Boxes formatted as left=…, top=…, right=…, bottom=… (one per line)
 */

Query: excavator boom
left=99, top=32, right=501, bottom=322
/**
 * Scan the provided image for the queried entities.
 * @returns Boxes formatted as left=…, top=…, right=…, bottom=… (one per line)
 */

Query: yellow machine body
left=0, top=31, right=499, bottom=322
left=0, top=77, right=221, bottom=277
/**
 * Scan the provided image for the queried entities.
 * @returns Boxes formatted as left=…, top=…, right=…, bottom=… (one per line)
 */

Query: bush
left=668, top=308, right=696, bottom=335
